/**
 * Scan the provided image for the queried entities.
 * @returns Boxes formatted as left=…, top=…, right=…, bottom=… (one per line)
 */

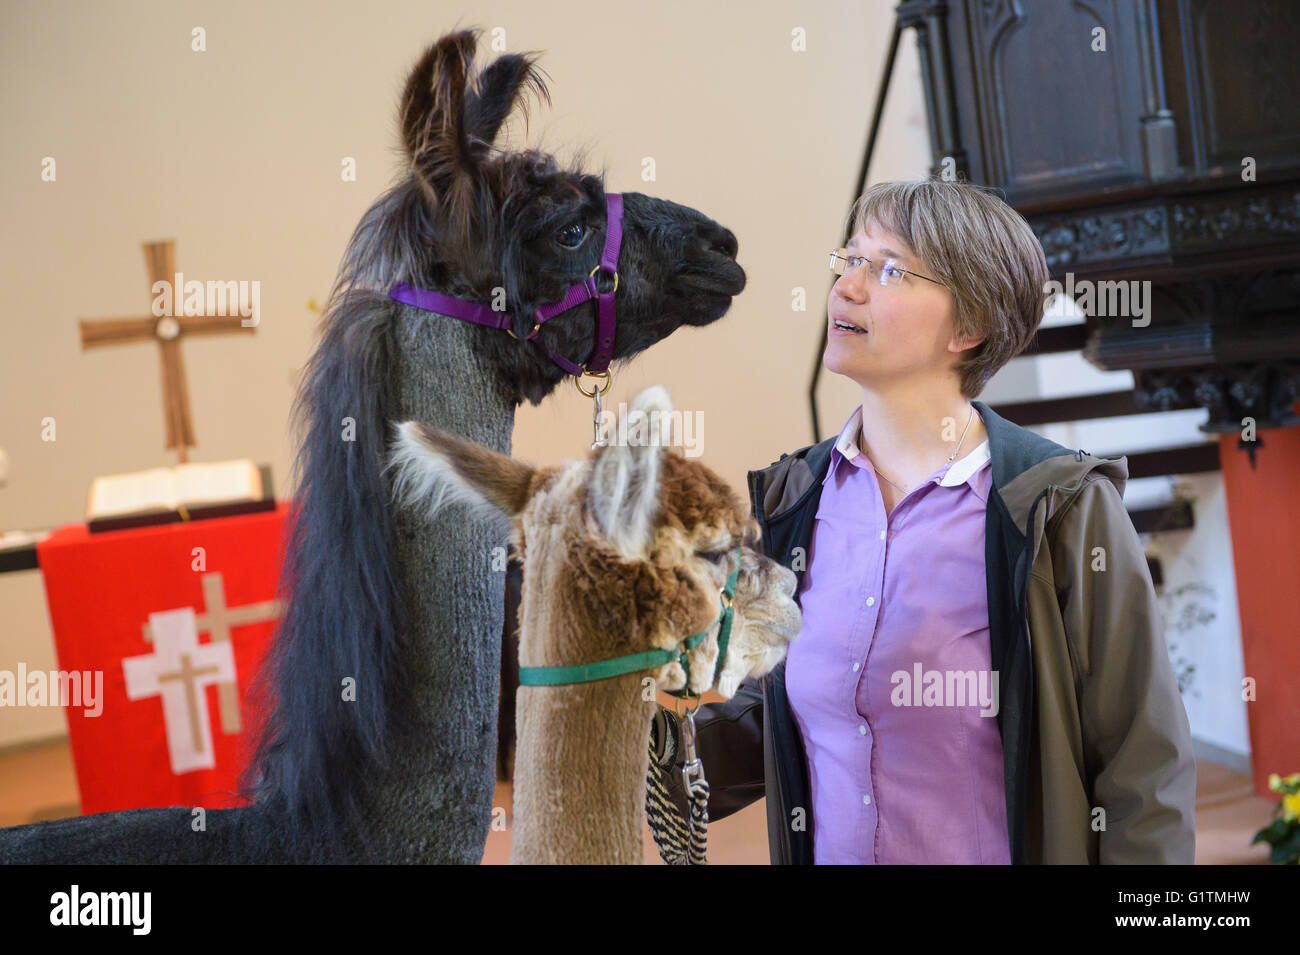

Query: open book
left=86, top=460, right=274, bottom=532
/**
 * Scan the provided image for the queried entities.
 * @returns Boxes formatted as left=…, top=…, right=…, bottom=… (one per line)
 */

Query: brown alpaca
left=388, top=386, right=801, bottom=864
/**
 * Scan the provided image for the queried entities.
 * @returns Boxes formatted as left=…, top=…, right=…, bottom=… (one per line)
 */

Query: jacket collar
left=974, top=400, right=1128, bottom=537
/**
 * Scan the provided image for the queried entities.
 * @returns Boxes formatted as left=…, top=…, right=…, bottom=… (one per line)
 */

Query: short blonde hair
left=848, top=179, right=1049, bottom=397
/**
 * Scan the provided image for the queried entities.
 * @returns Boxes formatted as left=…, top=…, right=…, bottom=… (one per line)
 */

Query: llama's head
left=388, top=28, right=745, bottom=405
left=387, top=386, right=800, bottom=699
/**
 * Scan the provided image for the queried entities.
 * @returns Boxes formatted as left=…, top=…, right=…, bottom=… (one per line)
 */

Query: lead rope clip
left=679, top=704, right=710, bottom=864
left=574, top=369, right=614, bottom=448
left=591, top=382, right=606, bottom=449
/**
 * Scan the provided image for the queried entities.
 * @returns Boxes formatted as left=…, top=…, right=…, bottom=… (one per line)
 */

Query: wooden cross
left=141, top=571, right=284, bottom=735
left=157, top=653, right=222, bottom=753
left=79, top=240, right=256, bottom=464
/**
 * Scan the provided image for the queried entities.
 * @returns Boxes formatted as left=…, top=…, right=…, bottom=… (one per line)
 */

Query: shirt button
left=859, top=724, right=867, bottom=735
left=866, top=596, right=875, bottom=606
left=851, top=662, right=860, bottom=672
left=879, top=530, right=886, bottom=540
left=862, top=794, right=871, bottom=806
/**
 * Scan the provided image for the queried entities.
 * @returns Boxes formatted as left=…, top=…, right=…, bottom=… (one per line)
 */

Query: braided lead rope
left=646, top=752, right=691, bottom=864
left=685, top=776, right=710, bottom=865
left=645, top=706, right=711, bottom=865
left=646, top=751, right=711, bottom=865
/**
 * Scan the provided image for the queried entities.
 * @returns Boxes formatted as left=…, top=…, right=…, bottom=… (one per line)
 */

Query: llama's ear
left=587, top=385, right=675, bottom=558
left=464, top=52, right=551, bottom=152
left=399, top=31, right=482, bottom=226
left=387, top=421, right=535, bottom=522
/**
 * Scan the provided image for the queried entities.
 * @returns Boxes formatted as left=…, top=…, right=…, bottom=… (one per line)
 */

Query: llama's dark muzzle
left=675, top=220, right=744, bottom=296
left=699, top=221, right=739, bottom=260
left=676, top=241, right=747, bottom=294
left=675, top=259, right=747, bottom=298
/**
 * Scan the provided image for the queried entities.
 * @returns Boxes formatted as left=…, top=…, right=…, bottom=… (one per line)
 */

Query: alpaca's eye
left=699, top=548, right=730, bottom=563
left=555, top=223, right=587, bottom=249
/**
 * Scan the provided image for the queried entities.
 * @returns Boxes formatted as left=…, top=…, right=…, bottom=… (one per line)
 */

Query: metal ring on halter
left=573, top=369, right=613, bottom=397
left=673, top=692, right=701, bottom=718
left=589, top=264, right=619, bottom=292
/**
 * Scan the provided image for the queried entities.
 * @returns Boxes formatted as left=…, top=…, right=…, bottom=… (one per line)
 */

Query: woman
left=651, top=178, right=1196, bottom=864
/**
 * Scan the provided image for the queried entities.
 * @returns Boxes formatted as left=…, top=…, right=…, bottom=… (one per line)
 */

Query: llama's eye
left=555, top=223, right=587, bottom=249
left=699, top=548, right=730, bottom=563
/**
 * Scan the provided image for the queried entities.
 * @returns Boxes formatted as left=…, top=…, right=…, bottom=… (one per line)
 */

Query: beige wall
left=0, top=0, right=931, bottom=747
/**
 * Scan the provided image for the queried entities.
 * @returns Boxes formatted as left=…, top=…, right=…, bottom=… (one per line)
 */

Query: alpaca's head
left=386, top=386, right=800, bottom=699
left=393, top=29, right=746, bottom=406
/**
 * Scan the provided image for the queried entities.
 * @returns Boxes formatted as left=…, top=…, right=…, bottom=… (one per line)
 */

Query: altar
left=33, top=505, right=289, bottom=813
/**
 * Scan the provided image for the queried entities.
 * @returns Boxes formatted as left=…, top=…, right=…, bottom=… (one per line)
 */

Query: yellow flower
left=1270, top=773, right=1283, bottom=791
left=1284, top=793, right=1300, bottom=822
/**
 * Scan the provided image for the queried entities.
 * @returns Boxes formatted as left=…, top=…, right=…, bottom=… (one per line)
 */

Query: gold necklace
left=870, top=405, right=975, bottom=495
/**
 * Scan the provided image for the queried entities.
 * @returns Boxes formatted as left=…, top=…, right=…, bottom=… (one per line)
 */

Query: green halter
left=517, top=546, right=741, bottom=697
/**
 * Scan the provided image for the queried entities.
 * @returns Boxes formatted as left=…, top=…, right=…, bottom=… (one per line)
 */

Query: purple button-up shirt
left=784, top=404, right=1010, bottom=864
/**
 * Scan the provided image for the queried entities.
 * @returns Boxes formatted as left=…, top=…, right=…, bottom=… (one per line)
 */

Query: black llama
left=0, top=28, right=746, bottom=862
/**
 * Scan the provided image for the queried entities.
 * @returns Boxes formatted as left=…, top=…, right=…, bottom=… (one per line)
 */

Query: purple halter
left=388, top=192, right=624, bottom=378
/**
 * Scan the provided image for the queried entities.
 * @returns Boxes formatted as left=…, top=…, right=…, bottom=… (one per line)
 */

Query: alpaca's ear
left=587, top=385, right=675, bottom=558
left=387, top=421, right=535, bottom=522
left=464, top=52, right=551, bottom=152
left=399, top=31, right=482, bottom=226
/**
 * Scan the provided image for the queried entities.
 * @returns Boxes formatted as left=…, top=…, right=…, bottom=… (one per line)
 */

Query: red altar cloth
left=35, top=504, right=290, bottom=814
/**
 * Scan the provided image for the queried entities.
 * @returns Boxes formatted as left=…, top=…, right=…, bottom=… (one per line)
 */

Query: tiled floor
left=0, top=738, right=1275, bottom=864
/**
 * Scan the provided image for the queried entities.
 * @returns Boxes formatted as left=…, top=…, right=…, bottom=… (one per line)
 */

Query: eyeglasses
left=828, top=249, right=944, bottom=288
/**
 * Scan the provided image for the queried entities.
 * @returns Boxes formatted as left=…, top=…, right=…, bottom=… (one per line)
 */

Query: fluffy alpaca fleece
left=389, top=385, right=800, bottom=863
